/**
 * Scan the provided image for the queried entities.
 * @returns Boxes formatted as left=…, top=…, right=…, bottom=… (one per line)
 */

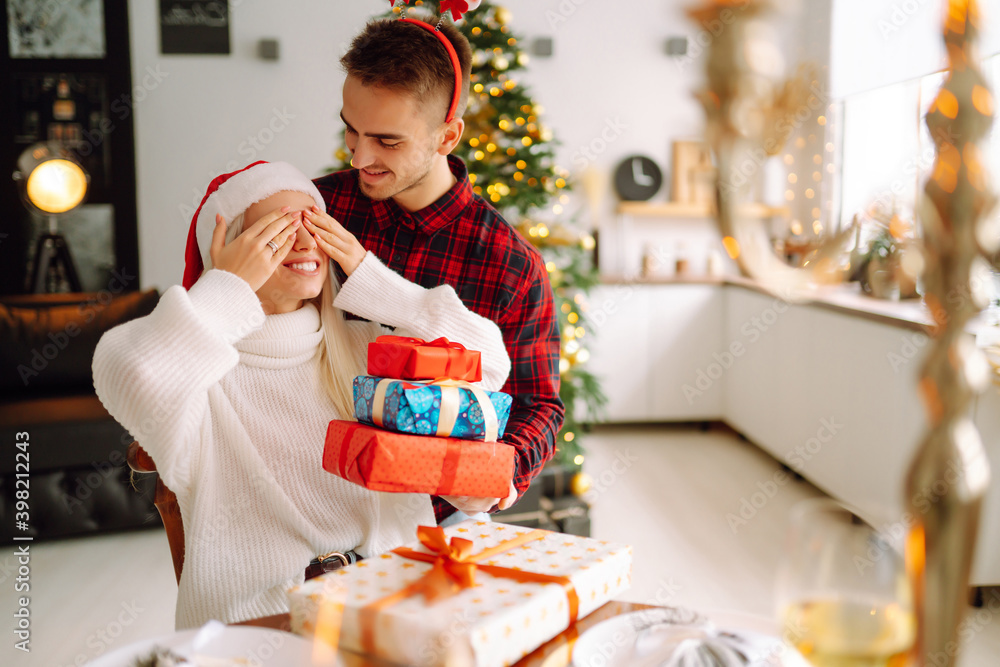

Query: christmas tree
left=334, top=0, right=606, bottom=465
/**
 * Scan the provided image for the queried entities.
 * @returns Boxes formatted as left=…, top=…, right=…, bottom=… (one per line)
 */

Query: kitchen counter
left=598, top=274, right=1000, bottom=336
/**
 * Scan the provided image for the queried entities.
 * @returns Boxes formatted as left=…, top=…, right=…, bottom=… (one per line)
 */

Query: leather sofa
left=0, top=289, right=161, bottom=543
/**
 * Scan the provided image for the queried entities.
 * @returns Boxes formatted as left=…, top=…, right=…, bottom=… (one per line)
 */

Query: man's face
left=341, top=75, right=444, bottom=202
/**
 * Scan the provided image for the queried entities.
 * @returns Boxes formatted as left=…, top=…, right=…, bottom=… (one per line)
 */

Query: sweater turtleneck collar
left=235, top=302, right=324, bottom=369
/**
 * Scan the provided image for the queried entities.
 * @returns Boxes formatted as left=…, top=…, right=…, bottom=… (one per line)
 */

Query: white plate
left=86, top=625, right=339, bottom=666
left=570, top=607, right=811, bottom=667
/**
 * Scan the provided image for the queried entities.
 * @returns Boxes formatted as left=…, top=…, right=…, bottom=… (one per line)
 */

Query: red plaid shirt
left=314, top=156, right=565, bottom=522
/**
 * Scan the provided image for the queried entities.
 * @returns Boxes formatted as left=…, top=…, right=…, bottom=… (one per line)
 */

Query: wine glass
left=774, top=498, right=916, bottom=667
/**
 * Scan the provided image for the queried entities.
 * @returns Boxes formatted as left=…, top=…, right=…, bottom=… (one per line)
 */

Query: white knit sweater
left=93, top=253, right=510, bottom=629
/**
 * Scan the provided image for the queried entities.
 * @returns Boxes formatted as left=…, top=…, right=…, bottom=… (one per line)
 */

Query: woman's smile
left=282, top=258, right=322, bottom=276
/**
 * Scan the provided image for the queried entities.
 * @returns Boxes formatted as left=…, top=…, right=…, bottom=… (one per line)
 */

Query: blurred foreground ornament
left=688, top=0, right=994, bottom=664
left=687, top=0, right=856, bottom=302
left=904, top=1, right=994, bottom=663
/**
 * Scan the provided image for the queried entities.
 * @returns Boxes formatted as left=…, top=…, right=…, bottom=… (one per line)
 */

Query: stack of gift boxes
left=295, top=336, right=632, bottom=667
left=323, top=335, right=517, bottom=498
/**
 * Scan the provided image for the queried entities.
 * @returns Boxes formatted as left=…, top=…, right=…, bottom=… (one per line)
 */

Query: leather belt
left=305, top=549, right=362, bottom=580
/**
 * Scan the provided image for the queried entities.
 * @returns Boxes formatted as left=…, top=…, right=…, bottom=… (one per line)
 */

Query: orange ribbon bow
left=359, top=526, right=580, bottom=655
left=401, top=527, right=480, bottom=602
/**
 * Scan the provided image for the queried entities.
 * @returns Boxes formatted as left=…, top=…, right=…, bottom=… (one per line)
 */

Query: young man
left=312, top=17, right=564, bottom=524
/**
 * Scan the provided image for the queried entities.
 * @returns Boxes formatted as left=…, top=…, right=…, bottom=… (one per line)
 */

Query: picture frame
left=671, top=140, right=716, bottom=206
left=7, top=0, right=107, bottom=59
left=159, top=0, right=231, bottom=55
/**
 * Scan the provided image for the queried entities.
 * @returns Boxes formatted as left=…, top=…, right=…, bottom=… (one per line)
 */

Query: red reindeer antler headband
left=389, top=0, right=480, bottom=123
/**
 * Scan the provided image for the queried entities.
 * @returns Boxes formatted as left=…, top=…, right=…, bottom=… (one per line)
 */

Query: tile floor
left=2, top=424, right=997, bottom=666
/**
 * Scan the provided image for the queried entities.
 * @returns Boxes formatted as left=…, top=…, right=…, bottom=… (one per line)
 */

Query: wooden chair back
left=127, top=441, right=185, bottom=583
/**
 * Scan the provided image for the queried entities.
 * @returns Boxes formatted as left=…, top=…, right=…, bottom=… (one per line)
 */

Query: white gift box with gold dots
left=288, top=520, right=633, bottom=667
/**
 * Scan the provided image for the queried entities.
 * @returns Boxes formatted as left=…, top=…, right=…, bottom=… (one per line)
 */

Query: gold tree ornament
left=904, top=0, right=994, bottom=663
left=570, top=472, right=592, bottom=497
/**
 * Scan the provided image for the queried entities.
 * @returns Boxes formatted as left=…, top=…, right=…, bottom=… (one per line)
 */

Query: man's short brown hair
left=341, top=18, right=473, bottom=123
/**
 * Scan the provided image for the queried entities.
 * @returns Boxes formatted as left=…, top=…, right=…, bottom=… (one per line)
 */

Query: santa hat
left=182, top=161, right=325, bottom=289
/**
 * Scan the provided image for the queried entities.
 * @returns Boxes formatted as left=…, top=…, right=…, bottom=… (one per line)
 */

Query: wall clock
left=613, top=155, right=663, bottom=202
left=7, top=0, right=106, bottom=59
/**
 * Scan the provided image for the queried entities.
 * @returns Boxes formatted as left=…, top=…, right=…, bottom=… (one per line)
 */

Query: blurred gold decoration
left=687, top=0, right=856, bottom=302
left=905, top=0, right=994, bottom=663
left=762, top=63, right=821, bottom=157
left=889, top=211, right=911, bottom=240
left=570, top=471, right=592, bottom=497
left=986, top=345, right=1000, bottom=385
left=688, top=0, right=995, bottom=663
left=853, top=201, right=921, bottom=300
left=516, top=220, right=587, bottom=247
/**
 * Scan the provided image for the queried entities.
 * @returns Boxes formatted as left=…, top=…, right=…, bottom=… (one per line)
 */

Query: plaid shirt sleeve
left=490, top=249, right=564, bottom=507
left=429, top=236, right=565, bottom=522
left=315, top=159, right=566, bottom=524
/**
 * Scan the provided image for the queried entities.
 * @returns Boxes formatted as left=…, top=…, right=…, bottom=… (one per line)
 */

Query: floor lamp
left=13, top=142, right=90, bottom=293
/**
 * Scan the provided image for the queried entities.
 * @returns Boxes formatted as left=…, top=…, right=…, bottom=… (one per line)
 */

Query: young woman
left=93, top=161, right=512, bottom=629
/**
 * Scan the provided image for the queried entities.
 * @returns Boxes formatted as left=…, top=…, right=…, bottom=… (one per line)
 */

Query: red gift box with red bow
left=367, top=335, right=482, bottom=382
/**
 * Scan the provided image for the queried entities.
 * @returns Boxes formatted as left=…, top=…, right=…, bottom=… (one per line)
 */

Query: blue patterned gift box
left=353, top=376, right=513, bottom=441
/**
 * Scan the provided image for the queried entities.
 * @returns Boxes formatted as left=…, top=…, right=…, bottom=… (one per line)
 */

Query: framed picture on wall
left=671, top=140, right=716, bottom=206
left=159, top=0, right=230, bottom=55
left=7, top=0, right=107, bottom=59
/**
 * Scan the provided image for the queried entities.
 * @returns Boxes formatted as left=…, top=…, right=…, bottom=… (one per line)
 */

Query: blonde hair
left=316, top=270, right=363, bottom=420
left=205, top=211, right=362, bottom=419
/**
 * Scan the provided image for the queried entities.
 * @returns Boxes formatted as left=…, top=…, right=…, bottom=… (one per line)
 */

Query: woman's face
left=242, top=190, right=328, bottom=314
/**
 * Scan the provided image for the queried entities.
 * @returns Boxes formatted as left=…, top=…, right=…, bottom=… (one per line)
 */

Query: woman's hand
left=210, top=207, right=301, bottom=291
left=302, top=206, right=367, bottom=276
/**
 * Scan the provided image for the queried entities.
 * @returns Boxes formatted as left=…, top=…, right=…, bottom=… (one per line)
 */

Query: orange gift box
left=323, top=420, right=514, bottom=497
left=367, top=335, right=482, bottom=382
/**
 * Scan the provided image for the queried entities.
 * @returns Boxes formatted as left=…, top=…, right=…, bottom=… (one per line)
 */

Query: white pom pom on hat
left=182, top=161, right=324, bottom=289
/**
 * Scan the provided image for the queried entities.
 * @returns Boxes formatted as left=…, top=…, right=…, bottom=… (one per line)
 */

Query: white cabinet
left=586, top=284, right=654, bottom=422
left=649, top=285, right=725, bottom=419
left=798, top=309, right=927, bottom=526
left=724, top=287, right=928, bottom=534
left=971, top=388, right=1000, bottom=586
left=587, top=283, right=724, bottom=422
left=589, top=281, right=998, bottom=584
left=723, top=289, right=784, bottom=447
